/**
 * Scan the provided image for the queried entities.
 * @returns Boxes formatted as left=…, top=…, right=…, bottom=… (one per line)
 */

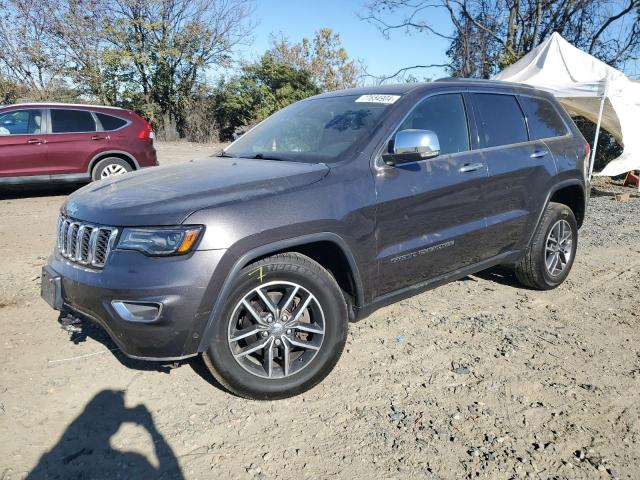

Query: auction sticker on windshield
left=355, top=94, right=401, bottom=104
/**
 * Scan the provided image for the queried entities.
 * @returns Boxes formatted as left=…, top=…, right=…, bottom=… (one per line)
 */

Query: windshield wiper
left=223, top=152, right=291, bottom=161
left=251, top=153, right=287, bottom=161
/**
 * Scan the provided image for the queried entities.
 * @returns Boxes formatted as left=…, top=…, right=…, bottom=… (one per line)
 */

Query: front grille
left=56, top=215, right=118, bottom=268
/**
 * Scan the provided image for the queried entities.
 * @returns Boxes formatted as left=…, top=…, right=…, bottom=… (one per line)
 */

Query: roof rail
left=5, top=102, right=125, bottom=110
left=435, top=76, right=537, bottom=88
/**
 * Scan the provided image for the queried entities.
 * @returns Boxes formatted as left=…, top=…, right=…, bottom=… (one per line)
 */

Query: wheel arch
left=549, top=183, right=586, bottom=228
left=197, top=233, right=364, bottom=353
left=526, top=179, right=586, bottom=248
left=88, top=150, right=140, bottom=175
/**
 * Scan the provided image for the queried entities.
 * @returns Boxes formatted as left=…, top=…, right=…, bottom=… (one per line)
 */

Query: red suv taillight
left=129, top=111, right=154, bottom=142
left=137, top=122, right=154, bottom=141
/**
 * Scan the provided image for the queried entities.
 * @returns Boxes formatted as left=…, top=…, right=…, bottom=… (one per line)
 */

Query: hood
left=62, top=156, right=330, bottom=226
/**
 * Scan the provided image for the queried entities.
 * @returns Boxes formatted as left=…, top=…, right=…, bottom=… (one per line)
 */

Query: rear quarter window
left=51, top=109, right=96, bottom=133
left=519, top=96, right=568, bottom=139
left=473, top=93, right=528, bottom=148
left=96, top=112, right=128, bottom=131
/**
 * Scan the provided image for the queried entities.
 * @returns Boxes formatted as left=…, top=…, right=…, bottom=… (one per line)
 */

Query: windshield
left=224, top=94, right=398, bottom=163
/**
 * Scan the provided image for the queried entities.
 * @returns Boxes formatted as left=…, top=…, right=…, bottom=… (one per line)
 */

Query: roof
left=2, top=102, right=127, bottom=111
left=309, top=83, right=424, bottom=99
left=309, top=78, right=548, bottom=101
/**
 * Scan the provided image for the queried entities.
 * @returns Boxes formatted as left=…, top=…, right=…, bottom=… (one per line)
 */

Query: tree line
left=0, top=0, right=359, bottom=141
left=1, top=0, right=637, bottom=144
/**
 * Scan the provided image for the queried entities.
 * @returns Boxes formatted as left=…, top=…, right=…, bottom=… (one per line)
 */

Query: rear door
left=94, top=111, right=131, bottom=149
left=45, top=109, right=104, bottom=174
left=374, top=92, right=490, bottom=296
left=0, top=109, right=47, bottom=177
left=518, top=94, right=575, bottom=176
left=470, top=92, right=557, bottom=257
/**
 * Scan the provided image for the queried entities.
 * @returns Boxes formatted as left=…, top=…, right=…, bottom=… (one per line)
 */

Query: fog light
left=111, top=301, right=162, bottom=323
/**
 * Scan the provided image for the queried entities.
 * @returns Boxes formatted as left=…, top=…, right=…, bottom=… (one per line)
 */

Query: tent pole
left=588, top=79, right=607, bottom=181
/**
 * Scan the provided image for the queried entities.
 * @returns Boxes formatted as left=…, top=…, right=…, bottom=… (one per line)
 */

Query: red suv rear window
left=96, top=113, right=128, bottom=131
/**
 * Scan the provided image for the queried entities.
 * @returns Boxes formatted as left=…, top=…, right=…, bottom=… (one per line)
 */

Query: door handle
left=27, top=138, right=42, bottom=144
left=530, top=149, right=549, bottom=158
left=459, top=162, right=484, bottom=173
left=91, top=135, right=105, bottom=141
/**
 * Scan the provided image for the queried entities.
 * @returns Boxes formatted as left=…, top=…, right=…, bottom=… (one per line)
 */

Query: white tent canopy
left=493, top=32, right=640, bottom=177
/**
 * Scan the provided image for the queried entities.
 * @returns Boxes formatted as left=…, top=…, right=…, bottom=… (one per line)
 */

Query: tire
left=91, top=157, right=132, bottom=181
left=515, top=202, right=578, bottom=290
left=203, top=253, right=348, bottom=400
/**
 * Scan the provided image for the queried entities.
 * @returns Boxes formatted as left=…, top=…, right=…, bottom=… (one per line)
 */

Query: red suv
left=0, top=103, right=157, bottom=185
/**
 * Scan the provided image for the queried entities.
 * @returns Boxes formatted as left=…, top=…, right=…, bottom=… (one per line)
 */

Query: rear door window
left=398, top=93, right=470, bottom=155
left=96, top=112, right=128, bottom=131
left=519, top=96, right=568, bottom=139
left=50, top=109, right=96, bottom=133
left=473, top=94, right=528, bottom=148
left=0, top=110, right=42, bottom=135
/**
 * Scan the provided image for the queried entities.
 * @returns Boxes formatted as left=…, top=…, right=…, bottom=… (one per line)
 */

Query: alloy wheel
left=545, top=219, right=573, bottom=276
left=101, top=164, right=128, bottom=178
left=227, top=281, right=325, bottom=379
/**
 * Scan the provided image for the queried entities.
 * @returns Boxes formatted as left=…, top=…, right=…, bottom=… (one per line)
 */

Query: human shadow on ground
left=27, top=390, right=184, bottom=479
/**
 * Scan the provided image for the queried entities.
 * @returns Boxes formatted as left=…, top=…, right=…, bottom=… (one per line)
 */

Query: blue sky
left=234, top=0, right=639, bottom=81
left=236, top=0, right=453, bottom=81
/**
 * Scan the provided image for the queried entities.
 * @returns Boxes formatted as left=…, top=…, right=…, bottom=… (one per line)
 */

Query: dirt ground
left=1, top=142, right=639, bottom=479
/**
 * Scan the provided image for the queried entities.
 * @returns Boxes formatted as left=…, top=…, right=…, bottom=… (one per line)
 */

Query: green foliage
left=211, top=54, right=320, bottom=141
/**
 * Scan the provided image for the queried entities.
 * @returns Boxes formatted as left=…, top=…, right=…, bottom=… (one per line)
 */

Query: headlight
left=117, top=226, right=203, bottom=256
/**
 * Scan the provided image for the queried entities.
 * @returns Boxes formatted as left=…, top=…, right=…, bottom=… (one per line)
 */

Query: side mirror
left=383, top=129, right=440, bottom=165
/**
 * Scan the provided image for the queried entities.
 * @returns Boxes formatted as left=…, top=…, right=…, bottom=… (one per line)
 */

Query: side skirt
left=353, top=250, right=522, bottom=321
left=0, top=173, right=90, bottom=185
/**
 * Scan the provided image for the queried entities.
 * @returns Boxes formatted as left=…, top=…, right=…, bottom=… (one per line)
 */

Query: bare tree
left=361, top=0, right=640, bottom=79
left=0, top=0, right=66, bottom=96
left=0, top=0, right=254, bottom=126
left=100, top=0, right=254, bottom=127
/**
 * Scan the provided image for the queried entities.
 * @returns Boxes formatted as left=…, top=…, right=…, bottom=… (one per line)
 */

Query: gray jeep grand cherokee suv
left=41, top=80, right=589, bottom=399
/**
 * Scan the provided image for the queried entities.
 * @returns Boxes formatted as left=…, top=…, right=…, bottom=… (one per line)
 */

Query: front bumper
left=43, top=248, right=225, bottom=360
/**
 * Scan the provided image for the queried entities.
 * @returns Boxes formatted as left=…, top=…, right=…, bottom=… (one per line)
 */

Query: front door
left=0, top=109, right=47, bottom=178
left=374, top=93, right=490, bottom=297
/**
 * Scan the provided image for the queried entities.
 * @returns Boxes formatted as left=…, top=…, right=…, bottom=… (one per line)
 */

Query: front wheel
left=203, top=253, right=348, bottom=400
left=515, top=202, right=578, bottom=290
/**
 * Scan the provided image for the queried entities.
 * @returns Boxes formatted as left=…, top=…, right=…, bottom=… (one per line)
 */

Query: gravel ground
left=0, top=144, right=639, bottom=479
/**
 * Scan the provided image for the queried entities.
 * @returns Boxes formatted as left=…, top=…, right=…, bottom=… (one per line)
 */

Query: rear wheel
left=203, top=253, right=348, bottom=400
left=515, top=202, right=578, bottom=290
left=92, top=157, right=132, bottom=181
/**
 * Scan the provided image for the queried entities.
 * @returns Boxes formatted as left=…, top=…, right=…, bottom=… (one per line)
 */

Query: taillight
left=137, top=122, right=154, bottom=141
